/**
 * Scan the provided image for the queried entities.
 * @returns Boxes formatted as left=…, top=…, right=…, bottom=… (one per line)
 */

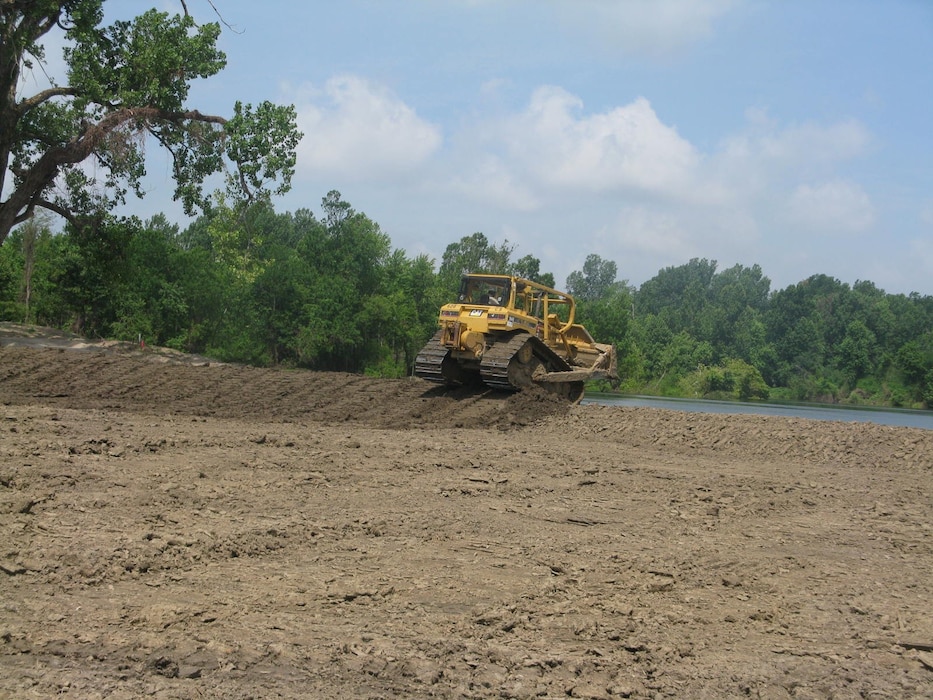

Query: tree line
left=0, top=193, right=931, bottom=410
left=568, top=255, right=933, bottom=409
left=4, top=5, right=929, bottom=409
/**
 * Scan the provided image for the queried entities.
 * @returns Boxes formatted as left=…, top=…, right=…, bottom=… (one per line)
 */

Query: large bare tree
left=0, top=0, right=301, bottom=244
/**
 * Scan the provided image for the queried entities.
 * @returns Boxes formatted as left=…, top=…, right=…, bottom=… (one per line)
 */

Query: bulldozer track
left=414, top=331, right=448, bottom=384
left=479, top=333, right=535, bottom=390
left=480, top=333, right=580, bottom=397
left=416, top=330, right=586, bottom=401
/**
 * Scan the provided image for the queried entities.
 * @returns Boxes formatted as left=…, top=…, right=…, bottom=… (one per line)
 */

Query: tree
left=0, top=218, right=69, bottom=326
left=251, top=245, right=312, bottom=364
left=0, top=212, right=51, bottom=321
left=0, top=230, right=18, bottom=316
left=731, top=307, right=775, bottom=376
left=682, top=358, right=769, bottom=401
left=566, top=254, right=617, bottom=301
left=19, top=215, right=41, bottom=321
left=285, top=192, right=395, bottom=373
left=836, top=320, right=878, bottom=383
left=575, top=281, right=632, bottom=347
left=706, top=263, right=771, bottom=351
left=636, top=258, right=717, bottom=336
left=0, top=1, right=301, bottom=245
left=437, top=233, right=513, bottom=294
left=511, top=254, right=555, bottom=288
left=52, top=216, right=137, bottom=336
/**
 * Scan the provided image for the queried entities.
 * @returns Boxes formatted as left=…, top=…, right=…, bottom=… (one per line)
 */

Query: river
left=584, top=393, right=933, bottom=430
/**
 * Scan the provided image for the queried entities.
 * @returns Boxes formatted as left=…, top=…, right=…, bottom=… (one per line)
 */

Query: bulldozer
left=414, top=273, right=618, bottom=402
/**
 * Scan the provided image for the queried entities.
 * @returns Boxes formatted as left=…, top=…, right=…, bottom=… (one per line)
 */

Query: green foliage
left=438, top=233, right=514, bottom=296
left=636, top=258, right=718, bottom=335
left=634, top=314, right=672, bottom=377
left=0, top=1, right=300, bottom=244
left=66, top=9, right=225, bottom=109
left=661, top=332, right=713, bottom=380
left=616, top=263, right=933, bottom=408
left=566, top=254, right=617, bottom=301
left=575, top=281, right=633, bottom=348
left=51, top=216, right=137, bottom=336
left=0, top=237, right=19, bottom=307
left=836, top=320, right=878, bottom=382
left=223, top=101, right=301, bottom=207
left=895, top=331, right=933, bottom=407
left=0, top=170, right=931, bottom=410
left=681, top=359, right=770, bottom=401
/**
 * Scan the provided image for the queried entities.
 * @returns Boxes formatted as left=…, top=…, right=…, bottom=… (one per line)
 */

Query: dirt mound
left=3, top=338, right=929, bottom=466
left=0, top=339, right=571, bottom=429
left=2, top=328, right=932, bottom=699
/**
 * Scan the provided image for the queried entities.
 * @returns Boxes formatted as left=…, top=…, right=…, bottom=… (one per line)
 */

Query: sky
left=31, top=1, right=933, bottom=294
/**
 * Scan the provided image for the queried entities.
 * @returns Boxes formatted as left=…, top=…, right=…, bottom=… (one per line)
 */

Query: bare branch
left=238, top=162, right=253, bottom=203
left=178, top=0, right=242, bottom=33
left=205, top=0, right=243, bottom=34
left=9, top=190, right=73, bottom=229
left=146, top=122, right=184, bottom=177
left=33, top=198, right=80, bottom=229
left=16, top=86, right=78, bottom=115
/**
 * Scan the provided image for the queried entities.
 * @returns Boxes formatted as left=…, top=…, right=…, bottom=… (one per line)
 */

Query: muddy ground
left=1, top=325, right=932, bottom=699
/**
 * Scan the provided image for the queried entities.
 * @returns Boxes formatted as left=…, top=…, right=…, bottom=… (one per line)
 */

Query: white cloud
left=902, top=208, right=933, bottom=288
left=908, top=237, right=933, bottom=277
left=550, top=0, right=740, bottom=56
left=518, top=89, right=699, bottom=192
left=786, top=180, right=875, bottom=234
left=757, top=120, right=870, bottom=167
left=277, top=72, right=888, bottom=292
left=718, top=114, right=871, bottom=183
left=608, top=205, right=694, bottom=256
left=453, top=87, right=700, bottom=205
left=292, top=75, right=442, bottom=182
left=445, top=155, right=542, bottom=211
left=709, top=113, right=875, bottom=240
left=920, top=200, right=933, bottom=226
left=423, top=85, right=879, bottom=291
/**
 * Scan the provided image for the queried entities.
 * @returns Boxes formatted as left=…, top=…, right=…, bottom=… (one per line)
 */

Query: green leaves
left=65, top=10, right=225, bottom=110
left=225, top=101, right=302, bottom=202
left=566, top=254, right=617, bottom=302
left=0, top=2, right=300, bottom=245
left=438, top=233, right=514, bottom=295
left=681, top=359, right=770, bottom=401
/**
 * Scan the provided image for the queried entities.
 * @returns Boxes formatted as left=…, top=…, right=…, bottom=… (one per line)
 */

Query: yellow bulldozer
left=414, top=273, right=618, bottom=402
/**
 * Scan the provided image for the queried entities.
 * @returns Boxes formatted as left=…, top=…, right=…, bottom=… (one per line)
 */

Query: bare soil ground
left=1, top=325, right=932, bottom=699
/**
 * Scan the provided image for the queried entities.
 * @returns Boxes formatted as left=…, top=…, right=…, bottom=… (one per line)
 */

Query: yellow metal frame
left=439, top=274, right=589, bottom=357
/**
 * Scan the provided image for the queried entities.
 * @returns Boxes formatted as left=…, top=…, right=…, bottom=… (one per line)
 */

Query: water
left=583, top=393, right=933, bottom=430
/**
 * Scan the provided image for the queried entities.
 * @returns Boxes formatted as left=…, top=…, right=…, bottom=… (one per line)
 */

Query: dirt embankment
left=1, top=326, right=932, bottom=699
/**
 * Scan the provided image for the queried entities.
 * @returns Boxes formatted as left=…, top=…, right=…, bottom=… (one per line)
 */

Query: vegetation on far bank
left=1, top=197, right=931, bottom=411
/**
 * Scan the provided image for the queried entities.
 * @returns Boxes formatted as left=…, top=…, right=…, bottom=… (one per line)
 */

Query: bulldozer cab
left=455, top=274, right=574, bottom=332
left=458, top=276, right=510, bottom=306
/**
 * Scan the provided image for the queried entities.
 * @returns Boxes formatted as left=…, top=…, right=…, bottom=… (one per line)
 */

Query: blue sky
left=86, top=2, right=933, bottom=293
